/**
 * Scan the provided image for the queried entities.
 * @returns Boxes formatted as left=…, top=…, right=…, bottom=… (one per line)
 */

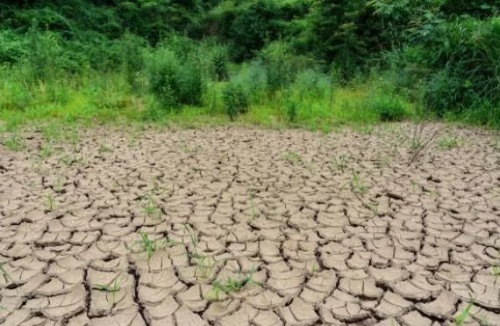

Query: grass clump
left=128, top=232, right=179, bottom=260
left=3, top=133, right=25, bottom=151
left=282, top=151, right=301, bottom=163
left=333, top=154, right=349, bottom=173
left=184, top=224, right=219, bottom=280
left=351, top=172, right=368, bottom=194
left=140, top=192, right=161, bottom=219
left=208, top=267, right=262, bottom=300
left=45, top=192, right=56, bottom=211
left=438, top=136, right=461, bottom=150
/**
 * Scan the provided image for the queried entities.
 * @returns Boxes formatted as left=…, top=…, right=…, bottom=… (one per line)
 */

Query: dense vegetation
left=1, top=0, right=499, bottom=130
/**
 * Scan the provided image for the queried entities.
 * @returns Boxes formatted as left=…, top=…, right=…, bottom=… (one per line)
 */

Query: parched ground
left=0, top=124, right=499, bottom=326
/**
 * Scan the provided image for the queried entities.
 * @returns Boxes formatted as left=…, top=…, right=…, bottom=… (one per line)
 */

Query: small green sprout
left=351, top=172, right=368, bottom=194
left=0, top=262, right=13, bottom=283
left=455, top=299, right=474, bottom=326
left=46, top=192, right=56, bottom=211
left=208, top=267, right=262, bottom=300
left=333, top=154, right=349, bottom=173
left=94, top=276, right=125, bottom=304
left=282, top=151, right=301, bottom=163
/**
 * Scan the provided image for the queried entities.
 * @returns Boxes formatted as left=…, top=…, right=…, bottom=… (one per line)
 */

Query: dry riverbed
left=0, top=124, right=499, bottom=326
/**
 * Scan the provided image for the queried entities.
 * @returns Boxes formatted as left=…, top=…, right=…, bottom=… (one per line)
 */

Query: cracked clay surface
left=0, top=124, right=499, bottom=326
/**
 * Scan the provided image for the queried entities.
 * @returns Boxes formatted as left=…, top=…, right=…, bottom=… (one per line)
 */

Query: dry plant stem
left=408, top=122, right=440, bottom=166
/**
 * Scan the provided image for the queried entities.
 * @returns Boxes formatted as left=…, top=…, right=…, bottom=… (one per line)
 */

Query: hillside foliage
left=1, top=0, right=499, bottom=127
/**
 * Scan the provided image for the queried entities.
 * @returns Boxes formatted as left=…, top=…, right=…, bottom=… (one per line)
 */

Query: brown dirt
left=0, top=124, right=499, bottom=326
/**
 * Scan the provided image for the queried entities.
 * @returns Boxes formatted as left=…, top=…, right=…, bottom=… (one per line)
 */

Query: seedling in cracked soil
left=333, top=154, right=349, bottom=173
left=99, top=144, right=113, bottom=153
left=438, top=136, right=461, bottom=150
left=282, top=151, right=301, bottom=164
left=350, top=172, right=368, bottom=194
left=140, top=193, right=161, bottom=219
left=0, top=263, right=13, bottom=283
left=208, top=267, right=263, bottom=300
left=249, top=191, right=258, bottom=220
left=94, top=276, right=125, bottom=305
left=39, top=142, right=53, bottom=159
left=184, top=224, right=219, bottom=279
left=455, top=299, right=475, bottom=326
left=129, top=232, right=179, bottom=260
left=45, top=192, right=56, bottom=211
left=310, top=260, right=318, bottom=274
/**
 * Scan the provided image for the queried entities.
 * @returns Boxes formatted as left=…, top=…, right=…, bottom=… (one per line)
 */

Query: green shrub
left=259, top=42, right=313, bottom=92
left=232, top=60, right=268, bottom=104
left=211, top=46, right=229, bottom=81
left=422, top=17, right=500, bottom=113
left=293, top=68, right=331, bottom=99
left=147, top=47, right=205, bottom=110
left=121, top=32, right=146, bottom=92
left=0, top=30, right=28, bottom=65
left=368, top=93, right=408, bottom=122
left=222, top=82, right=248, bottom=121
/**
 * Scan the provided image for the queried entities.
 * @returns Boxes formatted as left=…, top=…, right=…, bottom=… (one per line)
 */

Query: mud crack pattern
left=1, top=125, right=500, bottom=326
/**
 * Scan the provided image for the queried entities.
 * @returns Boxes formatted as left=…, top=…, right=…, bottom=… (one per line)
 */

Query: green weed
left=351, top=172, right=368, bottom=194
left=60, top=154, right=78, bottom=166
left=455, top=299, right=474, bottom=326
left=140, top=193, right=161, bottom=219
left=41, top=123, right=61, bottom=142
left=39, top=142, right=53, bottom=158
left=45, top=192, right=55, bottom=211
left=310, top=260, right=318, bottom=274
left=438, top=136, right=460, bottom=149
left=179, top=140, right=202, bottom=153
left=94, top=275, right=125, bottom=305
left=333, top=154, right=349, bottom=173
left=184, top=224, right=218, bottom=279
left=128, top=232, right=178, bottom=260
left=99, top=144, right=113, bottom=153
left=3, top=134, right=25, bottom=151
left=282, top=151, right=301, bottom=164
left=208, top=267, right=262, bottom=300
left=0, top=262, right=13, bottom=283
left=492, top=261, right=499, bottom=284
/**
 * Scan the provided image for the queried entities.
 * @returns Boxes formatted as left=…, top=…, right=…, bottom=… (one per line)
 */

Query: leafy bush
left=222, top=82, right=248, bottom=121
left=368, top=93, right=408, bottom=122
left=232, top=60, right=268, bottom=104
left=211, top=45, right=229, bottom=81
left=293, top=68, right=331, bottom=99
left=121, top=32, right=146, bottom=92
left=421, top=17, right=500, bottom=114
left=259, top=42, right=313, bottom=92
left=147, top=46, right=205, bottom=110
left=0, top=30, right=27, bottom=64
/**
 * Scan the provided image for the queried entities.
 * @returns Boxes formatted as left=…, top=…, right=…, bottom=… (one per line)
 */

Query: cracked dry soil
left=0, top=124, right=500, bottom=326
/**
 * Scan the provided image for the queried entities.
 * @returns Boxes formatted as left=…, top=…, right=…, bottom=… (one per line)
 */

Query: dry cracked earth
left=0, top=124, right=500, bottom=326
